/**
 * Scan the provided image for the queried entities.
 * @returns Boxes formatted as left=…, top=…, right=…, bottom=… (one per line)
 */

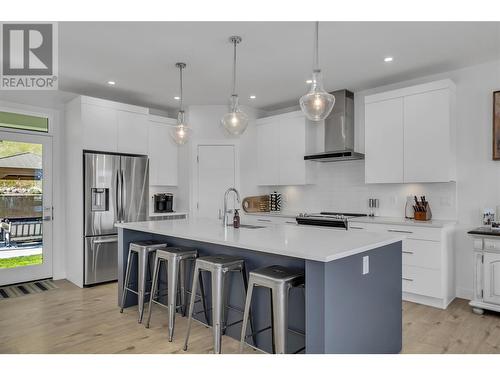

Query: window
left=0, top=111, right=49, bottom=133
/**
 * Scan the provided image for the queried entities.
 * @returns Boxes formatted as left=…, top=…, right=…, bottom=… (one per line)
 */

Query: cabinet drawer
left=402, top=265, right=442, bottom=298
left=402, top=239, right=441, bottom=269
left=384, top=225, right=441, bottom=241
left=484, top=239, right=500, bottom=252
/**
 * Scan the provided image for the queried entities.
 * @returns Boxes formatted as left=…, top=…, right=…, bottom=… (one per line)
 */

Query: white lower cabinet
left=470, top=236, right=500, bottom=313
left=350, top=221, right=455, bottom=309
left=483, top=251, right=500, bottom=305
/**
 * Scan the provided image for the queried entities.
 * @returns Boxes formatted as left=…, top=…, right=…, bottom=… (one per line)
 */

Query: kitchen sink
left=228, top=224, right=266, bottom=229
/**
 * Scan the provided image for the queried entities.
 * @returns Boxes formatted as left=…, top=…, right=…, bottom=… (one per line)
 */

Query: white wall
left=263, top=59, right=500, bottom=299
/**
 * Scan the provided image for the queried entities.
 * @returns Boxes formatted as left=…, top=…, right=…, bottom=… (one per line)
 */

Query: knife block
left=414, top=203, right=432, bottom=221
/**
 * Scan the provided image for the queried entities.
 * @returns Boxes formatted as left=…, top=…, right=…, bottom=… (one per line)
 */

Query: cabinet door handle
left=388, top=229, right=413, bottom=234
left=402, top=277, right=414, bottom=282
left=285, top=221, right=296, bottom=224
left=402, top=251, right=414, bottom=254
left=257, top=219, right=272, bottom=222
left=350, top=226, right=364, bottom=230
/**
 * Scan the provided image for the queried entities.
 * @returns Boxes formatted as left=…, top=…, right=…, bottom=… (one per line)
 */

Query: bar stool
left=240, top=265, right=304, bottom=354
left=183, top=254, right=252, bottom=354
left=145, top=246, right=209, bottom=342
left=120, top=240, right=168, bottom=323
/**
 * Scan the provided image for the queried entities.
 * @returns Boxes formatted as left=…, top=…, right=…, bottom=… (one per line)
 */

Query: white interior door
left=196, top=145, right=235, bottom=219
left=0, top=131, right=53, bottom=286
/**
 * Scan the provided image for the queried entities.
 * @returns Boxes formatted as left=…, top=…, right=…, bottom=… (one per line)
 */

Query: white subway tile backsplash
left=261, top=160, right=457, bottom=220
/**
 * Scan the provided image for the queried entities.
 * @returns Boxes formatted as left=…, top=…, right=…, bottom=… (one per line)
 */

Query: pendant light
left=221, top=36, right=249, bottom=135
left=171, top=62, right=192, bottom=145
left=299, top=22, right=335, bottom=121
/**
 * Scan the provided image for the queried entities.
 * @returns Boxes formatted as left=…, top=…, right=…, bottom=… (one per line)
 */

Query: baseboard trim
left=456, top=287, right=472, bottom=300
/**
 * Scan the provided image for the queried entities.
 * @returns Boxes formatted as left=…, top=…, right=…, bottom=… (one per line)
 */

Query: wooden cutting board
left=242, top=195, right=270, bottom=213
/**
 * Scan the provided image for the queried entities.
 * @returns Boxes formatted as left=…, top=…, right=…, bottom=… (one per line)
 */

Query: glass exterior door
left=0, top=131, right=52, bottom=286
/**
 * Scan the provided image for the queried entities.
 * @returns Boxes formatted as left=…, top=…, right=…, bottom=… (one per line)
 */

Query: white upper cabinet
left=364, top=80, right=456, bottom=184
left=81, top=103, right=118, bottom=152
left=365, top=98, right=404, bottom=183
left=257, top=111, right=314, bottom=186
left=67, top=96, right=178, bottom=186
left=148, top=116, right=178, bottom=186
left=257, top=117, right=280, bottom=185
left=117, top=111, right=149, bottom=155
left=403, top=89, right=452, bottom=183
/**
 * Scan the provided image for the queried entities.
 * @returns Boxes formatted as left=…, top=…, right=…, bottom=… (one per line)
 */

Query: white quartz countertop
left=115, top=218, right=404, bottom=263
left=349, top=216, right=456, bottom=228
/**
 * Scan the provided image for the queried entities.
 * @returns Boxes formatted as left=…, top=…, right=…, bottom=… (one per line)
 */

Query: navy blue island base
left=117, top=227, right=402, bottom=354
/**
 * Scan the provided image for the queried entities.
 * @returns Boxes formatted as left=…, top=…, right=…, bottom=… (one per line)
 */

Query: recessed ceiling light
left=306, top=79, right=313, bottom=84
left=174, top=96, right=180, bottom=100
left=384, top=56, right=394, bottom=62
left=107, top=81, right=116, bottom=86
left=249, top=95, right=256, bottom=99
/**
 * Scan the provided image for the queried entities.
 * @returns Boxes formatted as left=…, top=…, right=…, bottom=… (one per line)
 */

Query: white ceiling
left=58, top=21, right=500, bottom=112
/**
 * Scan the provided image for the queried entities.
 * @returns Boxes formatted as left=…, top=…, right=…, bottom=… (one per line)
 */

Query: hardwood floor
left=0, top=279, right=499, bottom=354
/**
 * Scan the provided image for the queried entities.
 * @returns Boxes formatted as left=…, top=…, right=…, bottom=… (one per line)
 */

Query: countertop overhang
left=115, top=218, right=404, bottom=262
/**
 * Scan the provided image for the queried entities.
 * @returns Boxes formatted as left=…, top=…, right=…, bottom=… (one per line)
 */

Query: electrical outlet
left=363, top=256, right=369, bottom=275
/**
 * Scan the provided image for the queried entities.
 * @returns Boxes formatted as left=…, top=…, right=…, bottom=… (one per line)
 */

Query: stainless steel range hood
left=304, top=89, right=364, bottom=162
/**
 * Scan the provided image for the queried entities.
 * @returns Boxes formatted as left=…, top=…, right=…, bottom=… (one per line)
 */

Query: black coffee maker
left=153, top=193, right=173, bottom=213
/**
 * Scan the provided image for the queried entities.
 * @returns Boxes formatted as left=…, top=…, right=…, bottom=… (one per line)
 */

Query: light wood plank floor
left=0, top=279, right=499, bottom=354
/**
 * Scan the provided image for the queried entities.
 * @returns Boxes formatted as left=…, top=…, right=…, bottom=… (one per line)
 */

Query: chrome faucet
left=223, top=187, right=241, bottom=227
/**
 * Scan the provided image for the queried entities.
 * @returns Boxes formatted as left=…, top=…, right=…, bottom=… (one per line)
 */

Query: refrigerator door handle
left=120, top=169, right=125, bottom=222
left=93, top=237, right=118, bottom=244
left=115, top=170, right=121, bottom=223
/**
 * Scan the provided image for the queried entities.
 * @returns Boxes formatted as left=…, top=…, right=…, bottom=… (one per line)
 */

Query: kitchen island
left=116, top=218, right=404, bottom=354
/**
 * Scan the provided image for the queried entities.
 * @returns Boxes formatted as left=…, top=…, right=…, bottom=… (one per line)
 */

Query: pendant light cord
left=232, top=38, right=237, bottom=96
left=314, top=21, right=320, bottom=72
left=179, top=65, right=184, bottom=111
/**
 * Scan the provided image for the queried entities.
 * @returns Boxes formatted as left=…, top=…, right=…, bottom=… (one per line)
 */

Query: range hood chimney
left=304, top=89, right=364, bottom=162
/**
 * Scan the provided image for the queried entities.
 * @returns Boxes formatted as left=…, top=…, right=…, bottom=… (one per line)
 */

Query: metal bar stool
left=145, top=246, right=209, bottom=342
left=120, top=240, right=168, bottom=323
left=240, top=265, right=305, bottom=354
left=183, top=254, right=253, bottom=354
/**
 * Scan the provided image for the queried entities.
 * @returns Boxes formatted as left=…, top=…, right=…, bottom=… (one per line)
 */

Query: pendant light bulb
left=221, top=36, right=249, bottom=135
left=300, top=22, right=335, bottom=121
left=170, top=62, right=192, bottom=145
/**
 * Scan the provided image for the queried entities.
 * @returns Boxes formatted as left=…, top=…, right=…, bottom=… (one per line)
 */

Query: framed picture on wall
left=494, top=91, right=500, bottom=160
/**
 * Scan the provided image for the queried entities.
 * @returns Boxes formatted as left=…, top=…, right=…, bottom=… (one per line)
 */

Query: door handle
left=115, top=171, right=121, bottom=222
left=93, top=237, right=118, bottom=244
left=43, top=206, right=53, bottom=221
left=402, top=251, right=414, bottom=254
left=402, top=277, right=414, bottom=282
left=388, top=229, right=413, bottom=234
left=120, top=169, right=125, bottom=222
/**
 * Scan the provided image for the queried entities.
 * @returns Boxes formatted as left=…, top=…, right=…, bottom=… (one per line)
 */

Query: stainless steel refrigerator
left=83, top=152, right=149, bottom=286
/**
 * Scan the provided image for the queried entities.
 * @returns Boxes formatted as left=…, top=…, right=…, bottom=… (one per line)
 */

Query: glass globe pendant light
left=299, top=22, right=335, bottom=121
left=170, top=62, right=192, bottom=145
left=221, top=36, right=249, bottom=135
